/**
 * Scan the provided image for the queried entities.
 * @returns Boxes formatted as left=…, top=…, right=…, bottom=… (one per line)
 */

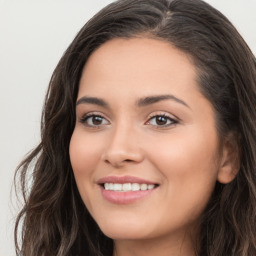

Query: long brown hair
left=15, top=0, right=256, bottom=255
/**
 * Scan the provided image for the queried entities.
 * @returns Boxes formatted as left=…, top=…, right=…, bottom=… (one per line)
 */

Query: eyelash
left=146, top=113, right=178, bottom=128
left=79, top=113, right=109, bottom=128
left=79, top=112, right=178, bottom=128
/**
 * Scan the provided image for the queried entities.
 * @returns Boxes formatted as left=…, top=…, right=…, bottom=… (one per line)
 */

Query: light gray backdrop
left=0, top=1, right=255, bottom=255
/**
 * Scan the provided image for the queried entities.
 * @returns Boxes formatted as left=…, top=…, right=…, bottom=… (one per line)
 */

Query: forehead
left=78, top=37, right=199, bottom=98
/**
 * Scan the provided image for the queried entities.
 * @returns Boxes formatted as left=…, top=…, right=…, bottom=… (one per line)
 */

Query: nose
left=102, top=124, right=144, bottom=168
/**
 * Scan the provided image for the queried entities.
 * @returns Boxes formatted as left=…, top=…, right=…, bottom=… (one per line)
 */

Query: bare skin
left=69, top=37, right=238, bottom=256
left=113, top=228, right=198, bottom=256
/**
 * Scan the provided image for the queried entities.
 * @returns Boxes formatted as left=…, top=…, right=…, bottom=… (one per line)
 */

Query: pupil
left=93, top=116, right=103, bottom=125
left=156, top=116, right=167, bottom=125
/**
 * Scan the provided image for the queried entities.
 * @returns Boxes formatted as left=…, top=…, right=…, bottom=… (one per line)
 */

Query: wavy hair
left=15, top=0, right=256, bottom=255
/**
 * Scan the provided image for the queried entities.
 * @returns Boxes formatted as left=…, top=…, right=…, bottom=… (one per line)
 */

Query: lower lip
left=100, top=186, right=156, bottom=204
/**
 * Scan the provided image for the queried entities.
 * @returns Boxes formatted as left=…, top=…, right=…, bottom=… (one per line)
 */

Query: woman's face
left=69, top=38, right=224, bottom=241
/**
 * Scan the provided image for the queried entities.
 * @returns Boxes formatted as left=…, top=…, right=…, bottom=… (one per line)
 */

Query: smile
left=98, top=175, right=159, bottom=204
left=104, top=183, right=156, bottom=192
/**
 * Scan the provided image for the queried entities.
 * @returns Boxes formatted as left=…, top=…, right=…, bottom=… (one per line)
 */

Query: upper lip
left=97, top=175, right=158, bottom=185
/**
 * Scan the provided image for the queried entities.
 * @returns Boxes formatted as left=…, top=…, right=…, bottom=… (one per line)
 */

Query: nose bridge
left=102, top=119, right=143, bottom=166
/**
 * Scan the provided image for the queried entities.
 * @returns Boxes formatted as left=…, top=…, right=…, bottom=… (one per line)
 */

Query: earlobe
left=217, top=133, right=241, bottom=184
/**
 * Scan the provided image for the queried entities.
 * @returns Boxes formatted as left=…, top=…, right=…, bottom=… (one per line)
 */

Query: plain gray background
left=0, top=1, right=255, bottom=255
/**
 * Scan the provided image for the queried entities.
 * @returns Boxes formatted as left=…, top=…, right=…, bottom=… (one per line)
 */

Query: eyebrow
left=136, top=94, right=190, bottom=108
left=76, top=94, right=190, bottom=109
left=76, top=96, right=109, bottom=107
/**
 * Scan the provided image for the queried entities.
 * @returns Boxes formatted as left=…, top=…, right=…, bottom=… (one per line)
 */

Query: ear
left=217, top=132, right=241, bottom=184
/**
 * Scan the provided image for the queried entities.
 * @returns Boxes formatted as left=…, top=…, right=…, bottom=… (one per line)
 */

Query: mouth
left=97, top=175, right=159, bottom=204
left=101, top=183, right=157, bottom=192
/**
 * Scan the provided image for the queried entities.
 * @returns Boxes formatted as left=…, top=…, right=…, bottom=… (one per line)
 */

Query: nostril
left=102, top=150, right=144, bottom=167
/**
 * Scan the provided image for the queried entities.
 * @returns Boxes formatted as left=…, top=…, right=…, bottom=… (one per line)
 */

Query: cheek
left=69, top=130, right=102, bottom=204
left=69, top=129, right=102, bottom=175
left=69, top=129, right=108, bottom=217
left=147, top=128, right=219, bottom=175
left=145, top=127, right=220, bottom=210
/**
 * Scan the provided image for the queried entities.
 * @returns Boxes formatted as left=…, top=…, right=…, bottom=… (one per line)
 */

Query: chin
left=97, top=219, right=154, bottom=240
left=102, top=229, right=151, bottom=240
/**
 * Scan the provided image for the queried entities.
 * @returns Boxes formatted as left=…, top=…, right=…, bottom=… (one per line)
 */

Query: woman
left=15, top=0, right=256, bottom=255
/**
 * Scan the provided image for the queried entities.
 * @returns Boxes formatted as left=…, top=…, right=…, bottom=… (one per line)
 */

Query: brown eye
left=155, top=116, right=169, bottom=125
left=147, top=115, right=177, bottom=127
left=91, top=116, right=104, bottom=125
left=81, top=114, right=109, bottom=127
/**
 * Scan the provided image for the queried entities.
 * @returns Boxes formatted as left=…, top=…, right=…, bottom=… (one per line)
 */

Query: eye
left=80, top=114, right=110, bottom=127
left=147, top=114, right=178, bottom=127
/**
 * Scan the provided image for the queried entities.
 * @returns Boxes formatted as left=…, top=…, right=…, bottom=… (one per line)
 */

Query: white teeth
left=123, top=183, right=132, bottom=191
left=140, top=184, right=147, bottom=191
left=103, top=183, right=156, bottom=192
left=113, top=183, right=122, bottom=191
left=147, top=184, right=155, bottom=190
left=131, top=183, right=140, bottom=191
